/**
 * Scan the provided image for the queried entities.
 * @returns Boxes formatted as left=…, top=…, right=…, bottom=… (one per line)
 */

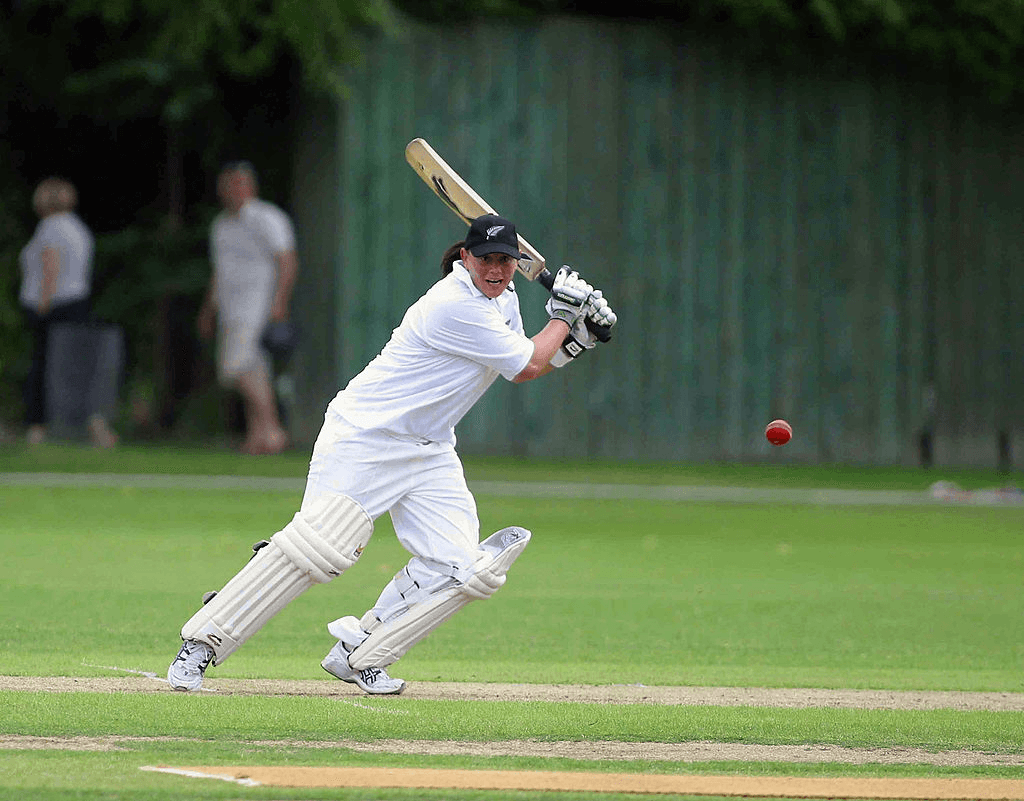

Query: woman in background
left=18, top=176, right=117, bottom=448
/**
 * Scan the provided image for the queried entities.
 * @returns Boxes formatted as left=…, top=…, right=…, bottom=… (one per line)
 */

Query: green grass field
left=1, top=444, right=1022, bottom=800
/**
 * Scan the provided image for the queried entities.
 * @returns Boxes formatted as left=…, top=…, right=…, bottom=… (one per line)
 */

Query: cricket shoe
left=321, top=641, right=406, bottom=695
left=167, top=639, right=215, bottom=691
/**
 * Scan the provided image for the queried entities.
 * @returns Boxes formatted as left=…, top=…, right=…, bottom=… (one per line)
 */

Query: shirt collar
left=452, top=260, right=486, bottom=298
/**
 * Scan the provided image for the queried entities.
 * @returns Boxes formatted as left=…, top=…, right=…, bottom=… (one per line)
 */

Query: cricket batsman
left=167, top=213, right=617, bottom=694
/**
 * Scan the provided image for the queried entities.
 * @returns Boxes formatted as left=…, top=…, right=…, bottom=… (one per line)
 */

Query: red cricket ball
left=765, top=419, right=792, bottom=446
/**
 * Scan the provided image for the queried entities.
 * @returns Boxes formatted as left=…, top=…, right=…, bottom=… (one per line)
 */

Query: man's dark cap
left=465, top=213, right=525, bottom=259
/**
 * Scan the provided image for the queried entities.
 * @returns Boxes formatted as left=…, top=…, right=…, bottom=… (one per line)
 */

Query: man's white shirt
left=210, top=198, right=295, bottom=324
left=330, top=261, right=534, bottom=444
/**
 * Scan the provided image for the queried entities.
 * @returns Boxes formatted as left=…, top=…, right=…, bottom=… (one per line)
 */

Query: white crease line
left=83, top=662, right=160, bottom=680
left=80, top=662, right=411, bottom=703
left=80, top=662, right=417, bottom=704
left=337, top=698, right=410, bottom=715
left=82, top=662, right=216, bottom=692
left=140, top=766, right=260, bottom=786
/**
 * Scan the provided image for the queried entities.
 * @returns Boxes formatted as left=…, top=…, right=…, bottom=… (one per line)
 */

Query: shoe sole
left=321, top=662, right=405, bottom=695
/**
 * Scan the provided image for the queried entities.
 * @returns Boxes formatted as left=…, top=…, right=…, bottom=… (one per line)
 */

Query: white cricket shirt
left=330, top=262, right=535, bottom=445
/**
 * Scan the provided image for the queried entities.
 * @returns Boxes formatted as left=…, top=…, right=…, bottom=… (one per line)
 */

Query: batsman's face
left=463, top=249, right=517, bottom=298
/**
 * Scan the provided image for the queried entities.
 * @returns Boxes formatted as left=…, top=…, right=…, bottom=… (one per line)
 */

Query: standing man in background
left=198, top=161, right=297, bottom=455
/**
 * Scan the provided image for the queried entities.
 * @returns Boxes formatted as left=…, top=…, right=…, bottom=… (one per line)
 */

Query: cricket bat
left=405, top=138, right=611, bottom=342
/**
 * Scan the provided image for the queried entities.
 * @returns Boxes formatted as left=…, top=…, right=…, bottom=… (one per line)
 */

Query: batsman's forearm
left=536, top=268, right=613, bottom=343
left=513, top=319, right=568, bottom=383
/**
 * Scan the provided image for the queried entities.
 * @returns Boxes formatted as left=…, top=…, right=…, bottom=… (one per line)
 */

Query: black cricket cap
left=465, top=213, right=525, bottom=259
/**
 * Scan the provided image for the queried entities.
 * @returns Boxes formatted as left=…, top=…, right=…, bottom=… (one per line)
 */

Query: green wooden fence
left=289, top=17, right=1023, bottom=468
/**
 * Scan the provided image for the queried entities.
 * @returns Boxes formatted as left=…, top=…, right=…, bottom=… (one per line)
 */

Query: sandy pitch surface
left=5, top=675, right=1024, bottom=711
left=140, top=765, right=1024, bottom=798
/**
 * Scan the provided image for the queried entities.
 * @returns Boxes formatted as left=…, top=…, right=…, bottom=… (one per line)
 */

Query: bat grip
left=536, top=268, right=613, bottom=343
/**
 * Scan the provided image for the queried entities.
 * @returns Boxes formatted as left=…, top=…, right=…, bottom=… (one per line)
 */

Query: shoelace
left=178, top=643, right=212, bottom=671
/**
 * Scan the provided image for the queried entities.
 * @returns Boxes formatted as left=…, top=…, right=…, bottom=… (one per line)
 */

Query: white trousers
left=302, top=411, right=481, bottom=588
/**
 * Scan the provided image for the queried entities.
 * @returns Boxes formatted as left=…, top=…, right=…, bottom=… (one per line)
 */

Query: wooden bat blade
left=405, top=138, right=488, bottom=225
left=405, top=138, right=547, bottom=280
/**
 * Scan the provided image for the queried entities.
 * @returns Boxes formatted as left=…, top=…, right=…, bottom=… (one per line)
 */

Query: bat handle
left=536, top=268, right=613, bottom=343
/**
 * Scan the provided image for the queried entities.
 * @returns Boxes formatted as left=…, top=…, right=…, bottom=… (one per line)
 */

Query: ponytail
left=440, top=242, right=464, bottom=276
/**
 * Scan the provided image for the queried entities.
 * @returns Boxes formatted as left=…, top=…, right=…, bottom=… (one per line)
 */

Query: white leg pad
left=181, top=494, right=372, bottom=665
left=344, top=526, right=530, bottom=670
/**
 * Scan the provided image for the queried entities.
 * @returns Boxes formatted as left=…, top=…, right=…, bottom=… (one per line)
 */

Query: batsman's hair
left=441, top=241, right=464, bottom=276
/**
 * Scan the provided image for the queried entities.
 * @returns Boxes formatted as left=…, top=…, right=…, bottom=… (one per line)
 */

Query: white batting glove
left=545, top=266, right=592, bottom=327
left=549, top=314, right=598, bottom=368
left=586, top=290, right=617, bottom=329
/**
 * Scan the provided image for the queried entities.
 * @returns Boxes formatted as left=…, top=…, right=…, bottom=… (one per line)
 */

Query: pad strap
left=342, top=526, right=531, bottom=669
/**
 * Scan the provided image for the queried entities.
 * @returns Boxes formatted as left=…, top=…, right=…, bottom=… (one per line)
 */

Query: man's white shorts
left=217, top=315, right=269, bottom=384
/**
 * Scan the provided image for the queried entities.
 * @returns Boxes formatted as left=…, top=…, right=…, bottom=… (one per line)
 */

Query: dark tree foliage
left=397, top=0, right=1024, bottom=102
left=0, top=0, right=314, bottom=427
